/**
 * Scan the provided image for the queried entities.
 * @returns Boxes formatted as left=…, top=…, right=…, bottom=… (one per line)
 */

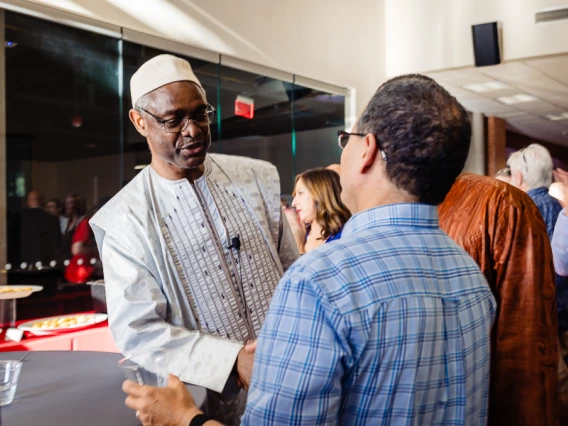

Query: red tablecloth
left=0, top=312, right=120, bottom=353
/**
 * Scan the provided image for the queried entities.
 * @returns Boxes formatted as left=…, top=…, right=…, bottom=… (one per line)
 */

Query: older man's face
left=139, top=81, right=211, bottom=171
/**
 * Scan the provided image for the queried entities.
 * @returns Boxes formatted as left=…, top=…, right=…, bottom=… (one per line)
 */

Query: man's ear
left=359, top=133, right=379, bottom=174
left=129, top=109, right=149, bottom=138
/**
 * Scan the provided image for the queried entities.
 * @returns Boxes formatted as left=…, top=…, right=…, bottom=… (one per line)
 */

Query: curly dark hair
left=357, top=74, right=471, bottom=205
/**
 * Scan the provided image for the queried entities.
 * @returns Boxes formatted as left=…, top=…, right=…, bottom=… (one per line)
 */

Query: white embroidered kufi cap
left=130, top=54, right=202, bottom=107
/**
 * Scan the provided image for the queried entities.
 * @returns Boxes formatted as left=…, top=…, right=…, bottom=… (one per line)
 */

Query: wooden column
left=486, top=116, right=507, bottom=177
left=463, top=112, right=486, bottom=175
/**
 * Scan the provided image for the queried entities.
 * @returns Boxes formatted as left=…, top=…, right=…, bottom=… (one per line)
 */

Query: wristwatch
left=189, top=413, right=212, bottom=426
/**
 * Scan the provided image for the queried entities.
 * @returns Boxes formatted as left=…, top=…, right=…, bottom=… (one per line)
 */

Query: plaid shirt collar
left=342, top=203, right=440, bottom=237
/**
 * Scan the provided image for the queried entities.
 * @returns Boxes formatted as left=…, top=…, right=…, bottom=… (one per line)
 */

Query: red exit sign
left=235, top=95, right=254, bottom=119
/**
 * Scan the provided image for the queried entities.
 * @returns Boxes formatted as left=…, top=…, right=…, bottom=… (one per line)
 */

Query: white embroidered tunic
left=90, top=154, right=299, bottom=393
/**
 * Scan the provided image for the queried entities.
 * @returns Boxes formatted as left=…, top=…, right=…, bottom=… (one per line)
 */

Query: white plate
left=0, top=285, right=43, bottom=300
left=18, top=313, right=108, bottom=335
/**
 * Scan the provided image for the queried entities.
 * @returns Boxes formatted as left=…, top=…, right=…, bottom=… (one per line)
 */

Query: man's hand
left=554, top=168, right=568, bottom=185
left=553, top=168, right=568, bottom=210
left=123, top=375, right=200, bottom=426
left=236, top=340, right=257, bottom=391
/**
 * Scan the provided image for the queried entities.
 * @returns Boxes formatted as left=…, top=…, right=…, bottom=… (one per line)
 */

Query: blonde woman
left=292, top=168, right=351, bottom=253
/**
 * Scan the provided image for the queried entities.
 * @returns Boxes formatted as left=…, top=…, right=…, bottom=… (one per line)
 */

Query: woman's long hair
left=294, top=168, right=351, bottom=240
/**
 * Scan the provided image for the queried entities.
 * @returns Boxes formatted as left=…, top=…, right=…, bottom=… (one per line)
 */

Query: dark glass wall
left=3, top=11, right=346, bottom=318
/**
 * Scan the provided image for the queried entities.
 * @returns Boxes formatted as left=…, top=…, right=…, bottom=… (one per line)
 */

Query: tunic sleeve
left=101, top=234, right=243, bottom=393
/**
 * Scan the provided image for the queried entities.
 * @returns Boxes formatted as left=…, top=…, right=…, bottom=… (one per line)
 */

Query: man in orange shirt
left=439, top=174, right=558, bottom=426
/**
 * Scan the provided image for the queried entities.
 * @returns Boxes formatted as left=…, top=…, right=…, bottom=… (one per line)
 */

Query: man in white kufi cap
left=90, top=54, right=299, bottom=423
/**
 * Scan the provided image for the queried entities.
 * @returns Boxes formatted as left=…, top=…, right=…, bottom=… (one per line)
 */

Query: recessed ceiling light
left=498, top=112, right=526, bottom=118
left=463, top=83, right=490, bottom=93
left=485, top=81, right=511, bottom=90
left=515, top=94, right=538, bottom=102
left=545, top=113, right=568, bottom=121
left=497, top=94, right=538, bottom=105
left=134, top=164, right=148, bottom=170
left=545, top=114, right=564, bottom=121
left=463, top=81, right=510, bottom=93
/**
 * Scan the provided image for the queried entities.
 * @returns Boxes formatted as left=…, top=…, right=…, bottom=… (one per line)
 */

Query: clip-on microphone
left=227, top=236, right=241, bottom=251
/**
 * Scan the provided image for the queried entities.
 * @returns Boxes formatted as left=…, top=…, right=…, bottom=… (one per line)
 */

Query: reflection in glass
left=292, top=85, right=345, bottom=177
left=218, top=66, right=294, bottom=193
left=2, top=12, right=347, bottom=321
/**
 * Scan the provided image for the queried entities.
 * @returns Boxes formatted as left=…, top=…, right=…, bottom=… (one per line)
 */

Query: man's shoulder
left=90, top=168, right=151, bottom=232
left=209, top=153, right=277, bottom=176
left=285, top=228, right=489, bottom=311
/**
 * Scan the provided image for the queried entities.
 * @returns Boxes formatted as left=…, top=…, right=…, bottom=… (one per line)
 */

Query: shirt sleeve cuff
left=179, top=334, right=243, bottom=393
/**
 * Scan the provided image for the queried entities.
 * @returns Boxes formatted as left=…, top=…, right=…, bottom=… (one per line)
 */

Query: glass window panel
left=292, top=85, right=345, bottom=177
left=218, top=66, right=294, bottom=194
left=5, top=11, right=120, bottom=318
left=122, top=41, right=219, bottom=183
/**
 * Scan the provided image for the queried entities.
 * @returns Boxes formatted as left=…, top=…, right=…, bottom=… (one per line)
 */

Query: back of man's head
left=357, top=74, right=471, bottom=205
left=507, top=144, right=553, bottom=190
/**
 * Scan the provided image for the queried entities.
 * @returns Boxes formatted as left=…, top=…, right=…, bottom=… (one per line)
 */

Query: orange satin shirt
left=439, top=174, right=558, bottom=426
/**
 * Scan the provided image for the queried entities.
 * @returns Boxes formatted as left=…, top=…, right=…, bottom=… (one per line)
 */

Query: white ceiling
left=426, top=54, right=568, bottom=146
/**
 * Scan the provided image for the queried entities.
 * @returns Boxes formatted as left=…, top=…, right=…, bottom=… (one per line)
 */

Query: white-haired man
left=507, top=144, right=567, bottom=309
left=507, top=143, right=561, bottom=238
left=509, top=144, right=568, bottom=395
left=90, top=54, right=299, bottom=423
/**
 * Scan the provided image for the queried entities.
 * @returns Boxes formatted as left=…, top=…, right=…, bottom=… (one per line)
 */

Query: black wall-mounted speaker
left=472, top=22, right=501, bottom=67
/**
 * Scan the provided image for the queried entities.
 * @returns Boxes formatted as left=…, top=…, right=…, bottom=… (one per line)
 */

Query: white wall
left=23, top=0, right=386, bottom=116
left=385, top=0, right=568, bottom=76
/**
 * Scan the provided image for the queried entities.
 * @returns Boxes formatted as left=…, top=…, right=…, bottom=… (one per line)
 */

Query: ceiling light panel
left=498, top=94, right=538, bottom=105
left=463, top=81, right=511, bottom=93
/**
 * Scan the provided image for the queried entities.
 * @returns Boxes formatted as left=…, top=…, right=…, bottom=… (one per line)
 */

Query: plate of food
left=0, top=285, right=43, bottom=300
left=18, top=313, right=108, bottom=335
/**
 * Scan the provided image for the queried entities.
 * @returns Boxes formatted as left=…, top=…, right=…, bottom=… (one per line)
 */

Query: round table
left=0, top=351, right=207, bottom=426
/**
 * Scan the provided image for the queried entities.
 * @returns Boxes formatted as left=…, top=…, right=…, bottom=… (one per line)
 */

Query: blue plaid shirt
left=242, top=203, right=496, bottom=426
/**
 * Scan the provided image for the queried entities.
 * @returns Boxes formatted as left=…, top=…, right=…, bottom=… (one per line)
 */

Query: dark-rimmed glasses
left=139, top=105, right=216, bottom=133
left=337, top=130, right=387, bottom=161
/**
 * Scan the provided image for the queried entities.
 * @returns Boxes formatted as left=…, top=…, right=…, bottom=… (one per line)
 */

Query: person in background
left=46, top=198, right=68, bottom=234
left=508, top=144, right=560, bottom=239
left=440, top=174, right=558, bottom=426
left=64, top=197, right=110, bottom=284
left=551, top=168, right=568, bottom=417
left=19, top=190, right=60, bottom=267
left=292, top=168, right=351, bottom=253
left=57, top=194, right=87, bottom=266
left=123, top=74, right=496, bottom=426
left=495, top=166, right=511, bottom=184
left=508, top=144, right=568, bottom=338
left=552, top=168, right=568, bottom=275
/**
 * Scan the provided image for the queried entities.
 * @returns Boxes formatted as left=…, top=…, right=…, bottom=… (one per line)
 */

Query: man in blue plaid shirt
left=123, top=75, right=496, bottom=426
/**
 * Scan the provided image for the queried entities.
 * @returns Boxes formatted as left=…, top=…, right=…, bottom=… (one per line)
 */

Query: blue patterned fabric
left=242, top=203, right=496, bottom=426
left=305, top=228, right=343, bottom=244
left=527, top=187, right=562, bottom=240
